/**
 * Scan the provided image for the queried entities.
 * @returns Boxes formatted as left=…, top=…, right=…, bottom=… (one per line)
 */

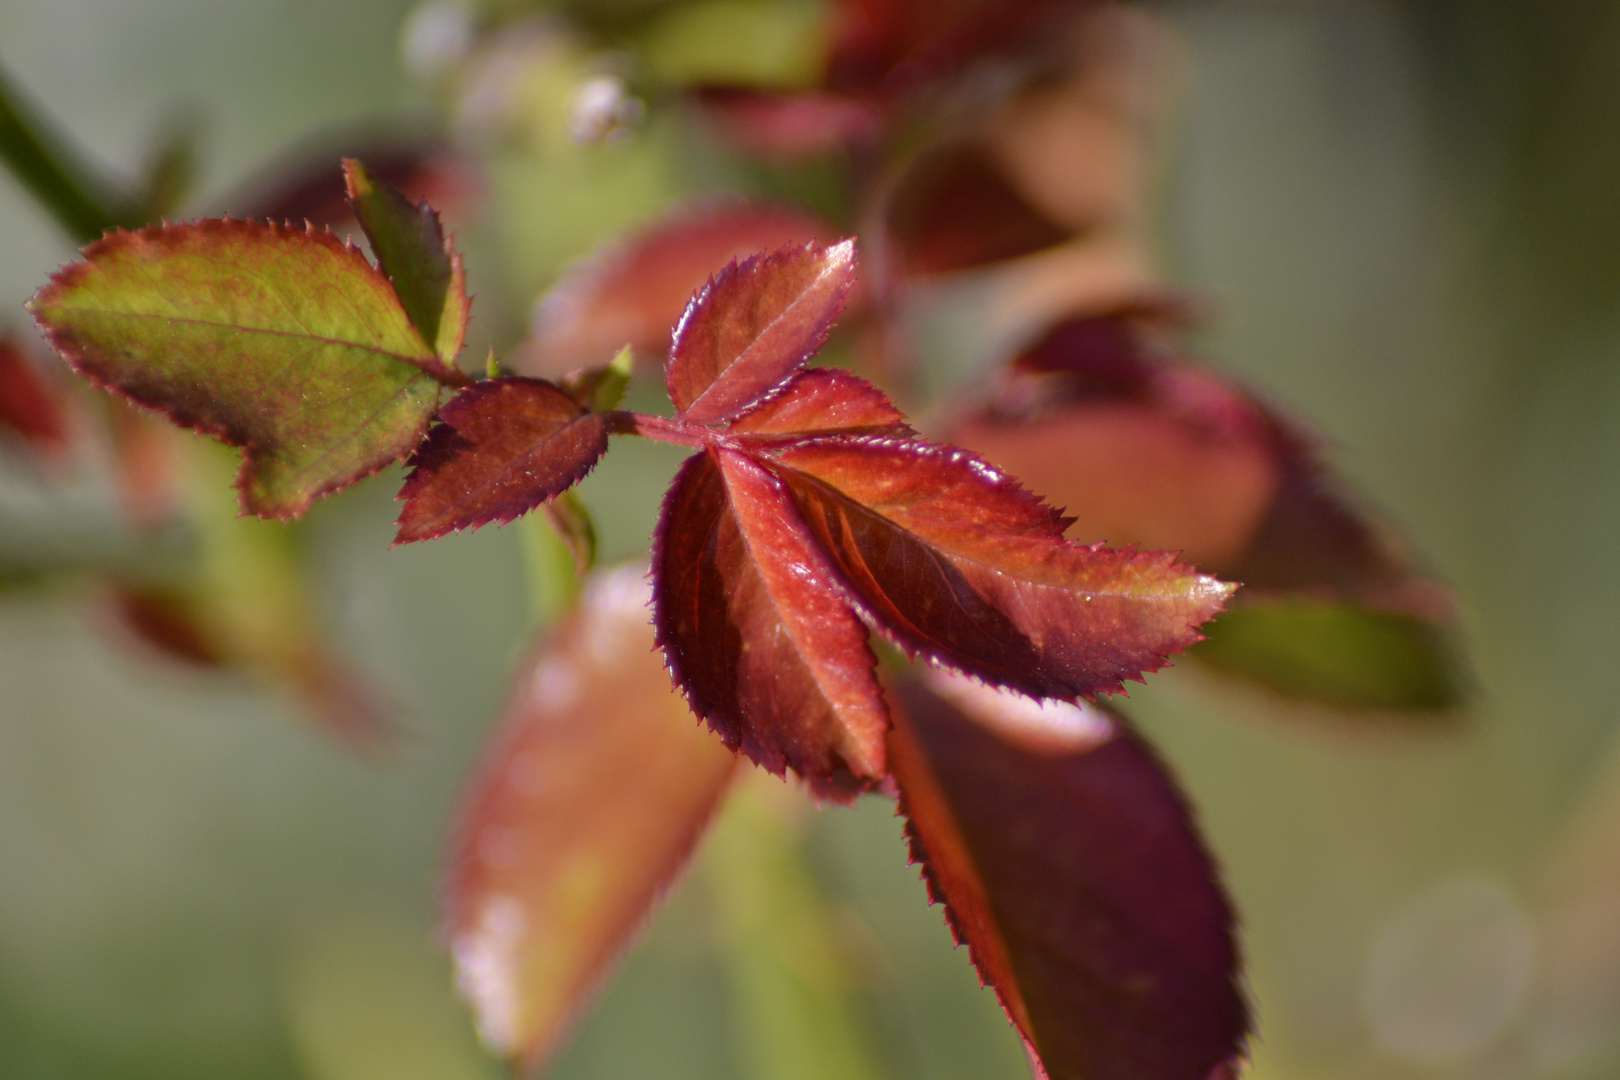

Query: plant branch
left=0, top=61, right=139, bottom=244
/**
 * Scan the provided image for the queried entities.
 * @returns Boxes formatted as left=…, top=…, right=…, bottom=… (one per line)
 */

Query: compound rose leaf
left=0, top=334, right=71, bottom=459
left=344, top=158, right=469, bottom=368
left=768, top=436, right=1233, bottom=700
left=447, top=567, right=737, bottom=1071
left=522, top=201, right=835, bottom=378
left=730, top=367, right=914, bottom=439
left=653, top=449, right=889, bottom=800
left=890, top=672, right=1249, bottom=1080
left=29, top=219, right=467, bottom=519
left=667, top=239, right=857, bottom=425
left=394, top=377, right=609, bottom=544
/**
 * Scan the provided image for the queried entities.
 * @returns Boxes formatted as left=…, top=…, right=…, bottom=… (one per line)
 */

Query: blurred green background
left=4, top=1, right=1620, bottom=1078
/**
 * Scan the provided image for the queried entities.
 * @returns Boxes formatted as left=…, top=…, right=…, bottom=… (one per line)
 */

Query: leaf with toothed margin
left=729, top=367, right=914, bottom=439
left=889, top=671, right=1250, bottom=1080
left=666, top=240, right=857, bottom=425
left=653, top=448, right=889, bottom=801
left=28, top=218, right=468, bottom=519
left=763, top=436, right=1235, bottom=701
left=393, top=377, right=610, bottom=544
left=446, top=567, right=737, bottom=1072
left=344, top=157, right=469, bottom=365
left=519, top=201, right=836, bottom=378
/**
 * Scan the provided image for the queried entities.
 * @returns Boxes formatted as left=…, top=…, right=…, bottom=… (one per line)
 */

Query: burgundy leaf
left=766, top=436, right=1234, bottom=700
left=729, top=367, right=914, bottom=439
left=889, top=671, right=1249, bottom=1080
left=667, top=240, right=858, bottom=425
left=394, top=377, right=609, bottom=544
left=521, top=202, right=836, bottom=378
left=446, top=567, right=737, bottom=1070
left=0, top=334, right=70, bottom=459
left=653, top=449, right=889, bottom=800
left=887, top=142, right=1072, bottom=278
left=694, top=88, right=883, bottom=162
left=105, top=585, right=225, bottom=668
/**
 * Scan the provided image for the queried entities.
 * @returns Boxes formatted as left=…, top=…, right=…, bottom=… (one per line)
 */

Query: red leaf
left=230, top=136, right=474, bottom=230
left=446, top=567, right=737, bottom=1069
left=694, top=88, right=883, bottom=162
left=0, top=334, right=70, bottom=460
left=887, top=142, right=1071, bottom=277
left=766, top=436, right=1234, bottom=700
left=394, top=377, right=609, bottom=544
left=520, top=202, right=836, bottom=378
left=730, top=366, right=913, bottom=438
left=653, top=449, right=888, bottom=800
left=666, top=240, right=858, bottom=425
left=958, top=314, right=1443, bottom=611
left=889, top=671, right=1249, bottom=1080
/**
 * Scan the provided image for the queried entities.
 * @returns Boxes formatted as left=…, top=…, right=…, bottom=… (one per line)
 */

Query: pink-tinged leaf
left=446, top=567, right=737, bottom=1070
left=694, top=88, right=883, bottom=162
left=394, top=377, right=609, bottom=544
left=767, top=436, right=1234, bottom=700
left=521, top=202, right=836, bottom=378
left=653, top=450, right=889, bottom=800
left=889, top=672, right=1249, bottom=1080
left=729, top=367, right=914, bottom=439
left=667, top=241, right=858, bottom=425
left=0, top=334, right=70, bottom=460
left=887, top=142, right=1071, bottom=278
left=29, top=219, right=467, bottom=519
left=344, top=158, right=470, bottom=366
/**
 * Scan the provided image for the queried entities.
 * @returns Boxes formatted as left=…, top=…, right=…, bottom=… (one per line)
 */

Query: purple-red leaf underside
left=764, top=436, right=1234, bottom=700
left=668, top=240, right=858, bottom=425
left=521, top=202, right=836, bottom=378
left=394, top=377, right=609, bottom=544
left=890, top=672, right=1249, bottom=1080
left=653, top=449, right=888, bottom=800
left=446, top=568, right=737, bottom=1070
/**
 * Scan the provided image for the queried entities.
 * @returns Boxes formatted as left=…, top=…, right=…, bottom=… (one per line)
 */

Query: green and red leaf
left=666, top=240, right=858, bottom=424
left=446, top=567, right=737, bottom=1071
left=394, top=377, right=609, bottom=544
left=29, top=218, right=468, bottom=518
left=521, top=202, right=836, bottom=378
left=889, top=671, right=1249, bottom=1080
left=343, top=157, right=469, bottom=366
left=654, top=449, right=888, bottom=800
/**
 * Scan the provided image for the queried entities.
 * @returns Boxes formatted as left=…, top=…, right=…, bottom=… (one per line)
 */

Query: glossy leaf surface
left=344, top=157, right=469, bottom=365
left=770, top=437, right=1234, bottom=700
left=394, top=377, right=609, bottom=544
left=890, top=672, right=1248, bottom=1080
left=522, top=202, right=834, bottom=377
left=730, top=367, right=913, bottom=439
left=446, top=568, right=737, bottom=1070
left=654, top=450, right=888, bottom=800
left=666, top=240, right=857, bottom=424
left=30, top=219, right=465, bottom=518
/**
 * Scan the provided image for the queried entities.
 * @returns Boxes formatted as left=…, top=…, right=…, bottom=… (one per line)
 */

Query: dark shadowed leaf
left=889, top=671, right=1249, bottom=1080
left=0, top=333, right=70, bottom=460
left=106, top=585, right=226, bottom=668
left=344, top=158, right=469, bottom=365
left=30, top=219, right=467, bottom=518
left=228, top=135, right=473, bottom=230
left=1195, top=601, right=1465, bottom=711
left=694, top=88, right=883, bottom=162
left=667, top=240, right=858, bottom=424
left=394, top=377, right=609, bottom=544
left=886, top=142, right=1071, bottom=277
left=520, top=202, right=835, bottom=377
left=653, top=449, right=888, bottom=800
left=767, top=436, right=1233, bottom=700
left=446, top=567, right=737, bottom=1071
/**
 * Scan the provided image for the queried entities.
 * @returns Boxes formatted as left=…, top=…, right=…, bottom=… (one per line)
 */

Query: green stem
left=0, top=60, right=138, bottom=243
